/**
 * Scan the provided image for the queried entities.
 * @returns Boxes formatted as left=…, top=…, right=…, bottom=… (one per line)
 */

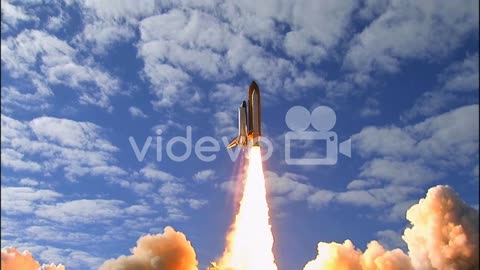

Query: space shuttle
left=227, top=81, right=262, bottom=148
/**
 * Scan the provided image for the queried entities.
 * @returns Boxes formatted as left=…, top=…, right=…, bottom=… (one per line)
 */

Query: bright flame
left=216, top=147, right=278, bottom=270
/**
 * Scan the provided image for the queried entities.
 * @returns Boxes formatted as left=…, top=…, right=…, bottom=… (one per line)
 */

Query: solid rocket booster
left=228, top=81, right=262, bottom=148
left=227, top=101, right=248, bottom=148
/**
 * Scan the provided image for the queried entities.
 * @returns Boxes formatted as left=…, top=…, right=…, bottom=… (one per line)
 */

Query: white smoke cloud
left=1, top=247, right=65, bottom=270
left=303, top=185, right=479, bottom=270
left=100, top=226, right=198, bottom=270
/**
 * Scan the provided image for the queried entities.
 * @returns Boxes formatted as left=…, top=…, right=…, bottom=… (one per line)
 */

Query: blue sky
left=1, top=0, right=479, bottom=269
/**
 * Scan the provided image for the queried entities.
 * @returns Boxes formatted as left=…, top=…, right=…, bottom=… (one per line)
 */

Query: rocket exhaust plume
left=214, top=147, right=278, bottom=270
left=217, top=81, right=277, bottom=269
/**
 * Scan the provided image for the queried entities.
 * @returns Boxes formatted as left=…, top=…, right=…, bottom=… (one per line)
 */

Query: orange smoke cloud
left=100, top=226, right=198, bottom=270
left=3, top=185, right=477, bottom=270
left=303, top=240, right=413, bottom=270
left=404, top=185, right=479, bottom=270
left=1, top=247, right=65, bottom=270
left=303, top=185, right=479, bottom=270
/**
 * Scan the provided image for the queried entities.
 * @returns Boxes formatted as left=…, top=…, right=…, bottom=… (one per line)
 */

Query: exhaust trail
left=216, top=147, right=278, bottom=270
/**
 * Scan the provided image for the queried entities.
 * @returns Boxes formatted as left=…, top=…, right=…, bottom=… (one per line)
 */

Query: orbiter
left=227, top=81, right=262, bottom=148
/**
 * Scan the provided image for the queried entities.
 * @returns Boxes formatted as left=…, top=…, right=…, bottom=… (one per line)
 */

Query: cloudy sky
left=1, top=0, right=479, bottom=269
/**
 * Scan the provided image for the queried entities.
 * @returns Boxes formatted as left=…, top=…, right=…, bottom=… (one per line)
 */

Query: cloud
left=404, top=185, right=479, bottom=270
left=335, top=189, right=385, bottom=207
left=220, top=169, right=420, bottom=221
left=72, top=0, right=155, bottom=54
left=220, top=170, right=316, bottom=207
left=193, top=169, right=217, bottom=182
left=360, top=159, right=443, bottom=185
left=1, top=184, right=193, bottom=267
left=354, top=105, right=479, bottom=185
left=1, top=85, right=52, bottom=114
left=4, top=186, right=477, bottom=270
left=141, top=164, right=176, bottom=181
left=1, top=30, right=120, bottom=110
left=159, top=182, right=186, bottom=197
left=35, top=199, right=125, bottom=224
left=403, top=53, right=479, bottom=120
left=401, top=91, right=460, bottom=122
left=1, top=243, right=105, bottom=270
left=307, top=190, right=337, bottom=208
left=360, top=97, right=381, bottom=117
left=24, top=226, right=94, bottom=244
left=410, top=104, right=479, bottom=166
left=152, top=120, right=185, bottom=135
left=303, top=185, right=479, bottom=270
left=136, top=164, right=207, bottom=221
left=276, top=171, right=421, bottom=213
left=304, top=240, right=413, bottom=270
left=129, top=106, right=148, bottom=118
left=346, top=179, right=378, bottom=190
left=137, top=8, right=230, bottom=110
left=1, top=114, right=125, bottom=180
left=1, top=185, right=151, bottom=225
left=0, top=0, right=343, bottom=119
left=155, top=181, right=207, bottom=221
left=217, top=0, right=357, bottom=65
left=220, top=170, right=420, bottom=219
left=307, top=185, right=421, bottom=212
left=77, top=20, right=135, bottom=54
left=1, top=186, right=62, bottom=214
left=353, top=126, right=417, bottom=158
left=283, top=0, right=357, bottom=63
left=18, top=178, right=39, bottom=186
left=1, top=181, right=202, bottom=267
left=0, top=148, right=42, bottom=172
left=266, top=171, right=313, bottom=202
left=344, top=0, right=479, bottom=77
left=29, top=117, right=118, bottom=151
left=1, top=247, right=64, bottom=270
left=0, top=0, right=36, bottom=32
left=100, top=226, right=198, bottom=270
left=83, top=0, right=155, bottom=19
left=135, top=4, right=329, bottom=111
left=385, top=200, right=417, bottom=222
left=440, top=53, right=479, bottom=92
left=209, top=83, right=246, bottom=136
left=375, top=230, right=406, bottom=250
left=45, top=9, right=69, bottom=32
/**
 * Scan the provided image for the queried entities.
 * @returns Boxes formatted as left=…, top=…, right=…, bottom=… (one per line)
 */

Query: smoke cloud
left=303, top=185, right=479, bottom=270
left=1, top=247, right=65, bottom=270
left=404, top=185, right=479, bottom=270
left=2, top=185, right=477, bottom=270
left=100, top=226, right=198, bottom=270
left=303, top=240, right=413, bottom=270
